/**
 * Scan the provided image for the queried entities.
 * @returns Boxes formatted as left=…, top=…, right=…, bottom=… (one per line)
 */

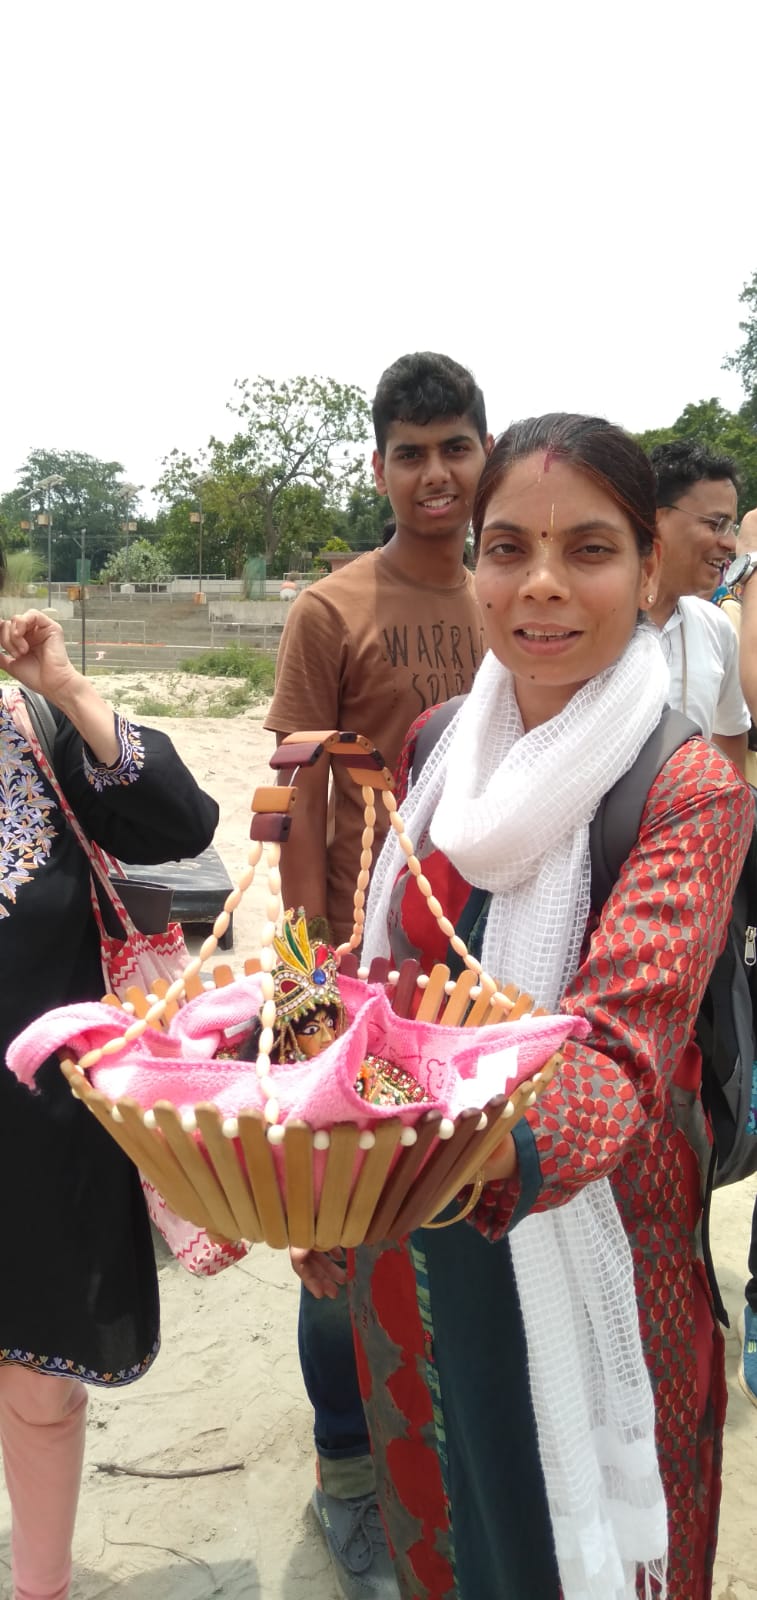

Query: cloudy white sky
left=3, top=0, right=756, bottom=510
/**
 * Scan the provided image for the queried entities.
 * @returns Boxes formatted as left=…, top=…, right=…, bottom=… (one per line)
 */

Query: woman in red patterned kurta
left=294, top=415, right=753, bottom=1600
left=350, top=734, right=747, bottom=1600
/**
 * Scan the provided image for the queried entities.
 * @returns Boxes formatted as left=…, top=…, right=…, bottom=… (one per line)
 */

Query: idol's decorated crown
left=272, top=912, right=343, bottom=1026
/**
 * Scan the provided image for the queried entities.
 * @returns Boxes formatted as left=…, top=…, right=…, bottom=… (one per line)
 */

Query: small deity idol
left=241, top=913, right=428, bottom=1107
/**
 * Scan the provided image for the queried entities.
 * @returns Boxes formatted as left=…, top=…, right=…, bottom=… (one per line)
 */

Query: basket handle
left=73, top=728, right=494, bottom=1098
left=252, top=728, right=489, bottom=991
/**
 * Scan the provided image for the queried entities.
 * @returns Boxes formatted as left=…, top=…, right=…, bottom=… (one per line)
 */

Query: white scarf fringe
left=364, top=629, right=670, bottom=1599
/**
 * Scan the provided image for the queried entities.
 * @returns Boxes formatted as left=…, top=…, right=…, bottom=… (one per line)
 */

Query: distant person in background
left=266, top=351, right=490, bottom=1599
left=712, top=505, right=757, bottom=789
left=709, top=504, right=757, bottom=1407
left=647, top=440, right=748, bottom=770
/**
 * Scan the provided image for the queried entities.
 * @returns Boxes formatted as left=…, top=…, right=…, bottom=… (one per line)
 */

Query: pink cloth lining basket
left=43, top=727, right=583, bottom=1251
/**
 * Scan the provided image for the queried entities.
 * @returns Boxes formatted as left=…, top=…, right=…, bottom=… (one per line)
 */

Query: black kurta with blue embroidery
left=0, top=696, right=218, bottom=1383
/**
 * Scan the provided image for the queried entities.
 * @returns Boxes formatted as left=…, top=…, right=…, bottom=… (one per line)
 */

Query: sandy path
left=1, top=695, right=754, bottom=1598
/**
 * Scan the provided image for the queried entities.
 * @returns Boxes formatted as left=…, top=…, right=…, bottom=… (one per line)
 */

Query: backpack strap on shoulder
left=411, top=694, right=467, bottom=785
left=589, top=707, right=701, bottom=914
left=411, top=697, right=700, bottom=916
left=413, top=699, right=701, bottom=910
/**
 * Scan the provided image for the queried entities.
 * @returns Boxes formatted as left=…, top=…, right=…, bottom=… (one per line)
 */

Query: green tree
left=0, top=503, right=33, bottom=555
left=340, top=481, right=393, bottom=548
left=152, top=496, right=254, bottom=579
left=0, top=450, right=142, bottom=580
left=155, top=375, right=371, bottom=566
left=724, top=269, right=757, bottom=411
left=635, top=398, right=757, bottom=512
left=100, top=539, right=171, bottom=585
left=153, top=452, right=265, bottom=576
left=270, top=483, right=337, bottom=576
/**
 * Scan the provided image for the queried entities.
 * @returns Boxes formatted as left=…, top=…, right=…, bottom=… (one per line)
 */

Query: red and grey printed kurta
left=349, top=728, right=752, bottom=1600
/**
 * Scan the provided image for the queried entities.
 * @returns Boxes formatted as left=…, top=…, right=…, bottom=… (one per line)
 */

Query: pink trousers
left=0, top=1365, right=87, bottom=1600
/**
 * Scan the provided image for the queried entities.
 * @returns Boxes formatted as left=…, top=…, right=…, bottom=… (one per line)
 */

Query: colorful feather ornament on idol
left=8, top=727, right=584, bottom=1255
left=271, top=912, right=343, bottom=1029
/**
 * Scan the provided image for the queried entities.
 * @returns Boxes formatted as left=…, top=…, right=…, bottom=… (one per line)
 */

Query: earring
left=646, top=593, right=655, bottom=604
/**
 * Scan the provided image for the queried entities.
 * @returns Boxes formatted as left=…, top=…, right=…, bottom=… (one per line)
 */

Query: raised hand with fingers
left=0, top=609, right=119, bottom=765
left=0, top=609, right=78, bottom=702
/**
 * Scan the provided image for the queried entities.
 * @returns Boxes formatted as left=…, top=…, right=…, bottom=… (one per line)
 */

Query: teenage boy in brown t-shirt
left=265, top=352, right=491, bottom=1600
left=266, top=352, right=490, bottom=943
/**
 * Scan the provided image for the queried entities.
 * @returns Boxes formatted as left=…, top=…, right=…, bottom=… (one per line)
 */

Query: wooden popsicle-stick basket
left=59, top=730, right=564, bottom=1251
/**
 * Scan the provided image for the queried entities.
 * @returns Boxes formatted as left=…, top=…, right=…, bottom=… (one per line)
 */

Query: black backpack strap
left=413, top=699, right=700, bottom=899
left=21, top=688, right=58, bottom=767
left=589, top=707, right=701, bottom=913
left=411, top=694, right=467, bottom=785
left=412, top=697, right=701, bottom=918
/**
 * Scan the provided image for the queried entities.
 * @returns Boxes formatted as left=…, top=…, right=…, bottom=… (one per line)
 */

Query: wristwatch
left=724, top=552, right=757, bottom=588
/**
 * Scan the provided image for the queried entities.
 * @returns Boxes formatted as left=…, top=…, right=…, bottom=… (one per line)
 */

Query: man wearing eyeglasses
left=649, top=442, right=755, bottom=1419
left=648, top=440, right=749, bottom=772
left=715, top=505, right=757, bottom=1409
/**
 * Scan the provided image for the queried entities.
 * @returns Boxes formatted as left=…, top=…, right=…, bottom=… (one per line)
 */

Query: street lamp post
left=71, top=526, right=88, bottom=672
left=189, top=499, right=204, bottom=597
left=32, top=475, right=65, bottom=607
left=67, top=528, right=88, bottom=672
left=81, top=526, right=87, bottom=672
left=189, top=475, right=212, bottom=601
left=120, top=516, right=138, bottom=583
left=19, top=488, right=37, bottom=553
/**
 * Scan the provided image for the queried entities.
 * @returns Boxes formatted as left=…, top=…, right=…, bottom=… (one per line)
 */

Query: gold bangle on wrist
left=423, top=1172, right=485, bottom=1229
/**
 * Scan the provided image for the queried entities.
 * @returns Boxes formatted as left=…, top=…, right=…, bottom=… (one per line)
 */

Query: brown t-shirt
left=265, top=548, right=485, bottom=940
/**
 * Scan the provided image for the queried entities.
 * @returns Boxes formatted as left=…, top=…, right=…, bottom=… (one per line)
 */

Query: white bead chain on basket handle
left=76, top=730, right=492, bottom=1099
left=374, top=788, right=484, bottom=982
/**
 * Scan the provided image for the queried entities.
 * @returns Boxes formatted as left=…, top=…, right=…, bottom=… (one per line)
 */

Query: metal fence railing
left=61, top=635, right=280, bottom=673
left=209, top=620, right=284, bottom=650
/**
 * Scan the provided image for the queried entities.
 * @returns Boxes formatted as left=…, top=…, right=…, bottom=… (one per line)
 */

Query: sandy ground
left=1, top=679, right=755, bottom=1599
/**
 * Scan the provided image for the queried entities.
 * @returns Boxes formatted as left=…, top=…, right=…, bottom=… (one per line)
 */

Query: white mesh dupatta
left=363, top=629, right=670, bottom=1600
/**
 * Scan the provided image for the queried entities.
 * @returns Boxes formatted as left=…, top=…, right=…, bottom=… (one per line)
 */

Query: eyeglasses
left=659, top=504, right=740, bottom=539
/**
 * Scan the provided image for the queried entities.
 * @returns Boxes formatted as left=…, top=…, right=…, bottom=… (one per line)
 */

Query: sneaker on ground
left=738, top=1303, right=757, bottom=1407
left=310, top=1485, right=400, bottom=1600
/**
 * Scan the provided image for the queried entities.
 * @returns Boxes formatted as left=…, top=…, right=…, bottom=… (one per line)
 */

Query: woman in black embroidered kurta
left=0, top=601, right=218, bottom=1598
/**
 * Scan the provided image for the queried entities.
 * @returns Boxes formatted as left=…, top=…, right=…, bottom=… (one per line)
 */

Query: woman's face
left=293, top=1007, right=339, bottom=1059
left=475, top=455, right=660, bottom=730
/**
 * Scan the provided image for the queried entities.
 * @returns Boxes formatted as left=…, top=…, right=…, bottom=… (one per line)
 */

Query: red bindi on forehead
left=539, top=503, right=556, bottom=538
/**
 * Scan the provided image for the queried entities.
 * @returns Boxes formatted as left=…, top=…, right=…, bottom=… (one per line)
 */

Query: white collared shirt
left=658, top=595, right=750, bottom=739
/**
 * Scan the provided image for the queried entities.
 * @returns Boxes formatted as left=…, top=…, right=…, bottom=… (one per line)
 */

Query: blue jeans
left=298, top=1279, right=374, bottom=1497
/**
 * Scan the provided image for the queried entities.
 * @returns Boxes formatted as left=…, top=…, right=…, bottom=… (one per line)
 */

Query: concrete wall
left=208, top=600, right=296, bottom=625
left=168, top=578, right=243, bottom=597
left=0, top=597, right=74, bottom=620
